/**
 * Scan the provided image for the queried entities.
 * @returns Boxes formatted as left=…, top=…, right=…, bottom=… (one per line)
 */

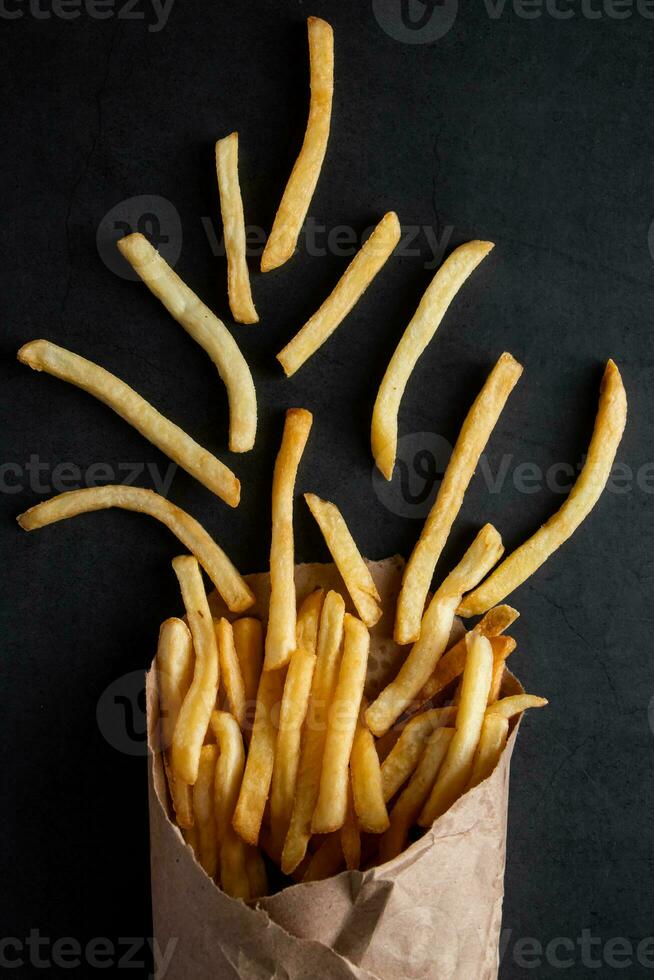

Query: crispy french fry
left=312, top=614, right=369, bottom=833
left=232, top=617, right=263, bottom=711
left=171, top=556, right=220, bottom=785
left=211, top=711, right=250, bottom=900
left=17, top=486, right=254, bottom=613
left=419, top=633, right=494, bottom=826
left=282, top=590, right=345, bottom=874
left=277, top=212, right=401, bottom=376
left=215, top=618, right=247, bottom=729
left=371, top=240, right=494, bottom=480
left=487, top=649, right=510, bottom=704
left=486, top=694, right=548, bottom=719
left=261, top=17, right=334, bottom=272
left=380, top=707, right=456, bottom=802
left=232, top=664, right=285, bottom=846
left=157, top=617, right=195, bottom=828
left=303, top=493, right=381, bottom=627
left=350, top=706, right=389, bottom=833
left=17, top=340, right=240, bottom=507
left=467, top=714, right=509, bottom=790
left=215, top=132, right=258, bottom=324
left=117, top=232, right=256, bottom=453
left=295, top=588, right=325, bottom=655
left=395, top=352, right=523, bottom=643
left=366, top=525, right=503, bottom=736
left=245, top=845, right=268, bottom=899
left=380, top=727, right=454, bottom=863
left=341, top=778, right=361, bottom=870
left=302, top=833, right=344, bottom=882
left=458, top=360, right=627, bottom=616
left=193, top=744, right=219, bottom=878
left=265, top=408, right=313, bottom=671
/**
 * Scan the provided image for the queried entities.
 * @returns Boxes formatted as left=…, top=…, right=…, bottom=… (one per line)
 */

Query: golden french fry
left=277, top=212, right=401, bottom=376
left=232, top=664, right=285, bottom=846
left=486, top=694, right=548, bottom=719
left=183, top=825, right=199, bottom=855
left=380, top=727, right=454, bottom=863
left=458, top=360, right=627, bottom=616
left=312, top=614, right=369, bottom=834
left=374, top=726, right=402, bottom=764
left=232, top=618, right=263, bottom=712
left=341, top=778, right=361, bottom=870
left=467, top=714, right=509, bottom=790
left=157, top=617, right=195, bottom=828
left=419, top=633, right=494, bottom=826
left=302, top=833, right=344, bottom=883
left=215, top=132, right=258, bottom=324
left=395, top=353, right=523, bottom=643
left=487, top=648, right=510, bottom=704
left=380, top=707, right=456, bottom=802
left=366, top=525, right=503, bottom=736
left=17, top=340, right=240, bottom=507
left=261, top=17, right=334, bottom=272
left=371, top=240, right=494, bottom=480
left=303, top=493, right=381, bottom=627
left=265, top=408, right=313, bottom=671
left=282, top=590, right=345, bottom=874
left=171, top=556, right=220, bottom=785
left=215, top=618, right=247, bottom=729
left=193, top=744, right=219, bottom=878
left=295, top=588, right=325, bottom=655
left=117, top=232, right=256, bottom=453
left=245, top=845, right=268, bottom=899
left=211, top=711, right=250, bottom=900
left=17, top=486, right=254, bottom=613
left=350, top=706, right=389, bottom=833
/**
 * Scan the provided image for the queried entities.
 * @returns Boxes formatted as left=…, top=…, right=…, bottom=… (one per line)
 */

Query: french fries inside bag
left=147, top=556, right=524, bottom=980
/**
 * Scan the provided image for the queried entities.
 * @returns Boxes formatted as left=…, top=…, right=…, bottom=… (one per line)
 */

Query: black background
left=2, top=0, right=653, bottom=977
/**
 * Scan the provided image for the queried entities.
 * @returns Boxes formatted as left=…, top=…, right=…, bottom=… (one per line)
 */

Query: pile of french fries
left=16, top=16, right=627, bottom=901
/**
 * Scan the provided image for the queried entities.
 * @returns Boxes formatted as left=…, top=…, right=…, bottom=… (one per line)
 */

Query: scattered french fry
left=215, top=132, right=258, bottom=324
left=395, top=352, right=523, bottom=644
left=17, top=486, right=255, bottom=613
left=303, top=493, right=381, bottom=627
left=117, top=232, right=257, bottom=453
left=171, top=556, right=220, bottom=785
left=458, top=360, right=627, bottom=616
left=467, top=715, right=509, bottom=790
left=350, top=705, right=389, bottom=833
left=265, top=408, right=313, bottom=671
left=366, top=525, right=503, bottom=736
left=380, top=707, right=456, bottom=802
left=193, top=744, right=219, bottom=879
left=211, top=711, right=250, bottom=900
left=157, top=617, right=195, bottom=828
left=277, top=212, right=401, bottom=376
left=341, top=778, right=361, bottom=870
left=232, top=617, right=264, bottom=711
left=215, top=618, right=247, bottom=729
left=261, top=17, right=334, bottom=272
left=486, top=694, right=548, bottom=719
left=371, top=240, right=495, bottom=480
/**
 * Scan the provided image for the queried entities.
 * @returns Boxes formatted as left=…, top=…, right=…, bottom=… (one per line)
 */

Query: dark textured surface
left=1, top=1, right=653, bottom=976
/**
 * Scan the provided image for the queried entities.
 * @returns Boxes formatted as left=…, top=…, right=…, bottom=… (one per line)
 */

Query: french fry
left=487, top=651, right=509, bottom=704
left=467, top=715, right=509, bottom=790
left=277, top=212, right=401, bottom=376
left=245, top=845, right=268, bottom=899
left=395, top=353, right=523, bottom=643
left=193, top=744, right=219, bottom=879
left=215, top=132, right=258, bottom=324
left=183, top=825, right=199, bottom=856
left=302, top=833, right=344, bottom=883
left=366, top=525, right=503, bottom=736
left=295, top=588, right=325, bottom=656
left=380, top=707, right=456, bottom=802
left=171, top=556, right=220, bottom=785
left=485, top=694, right=548, bottom=719
left=379, top=727, right=454, bottom=863
left=17, top=486, right=254, bottom=613
left=458, top=360, right=627, bottom=616
left=265, top=409, right=313, bottom=671
left=418, top=633, right=494, bottom=826
left=215, top=618, right=247, bottom=729
left=232, top=617, right=264, bottom=710
left=312, top=614, right=369, bottom=833
left=371, top=240, right=494, bottom=480
left=157, top=617, right=194, bottom=828
left=350, top=706, right=389, bottom=833
left=232, top=664, right=285, bottom=846
left=260, top=17, right=334, bottom=272
left=211, top=711, right=250, bottom=900
left=303, top=493, right=381, bottom=627
left=282, top=590, right=345, bottom=874
left=341, top=778, right=361, bottom=870
left=17, top=340, right=240, bottom=507
left=117, top=232, right=256, bottom=453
